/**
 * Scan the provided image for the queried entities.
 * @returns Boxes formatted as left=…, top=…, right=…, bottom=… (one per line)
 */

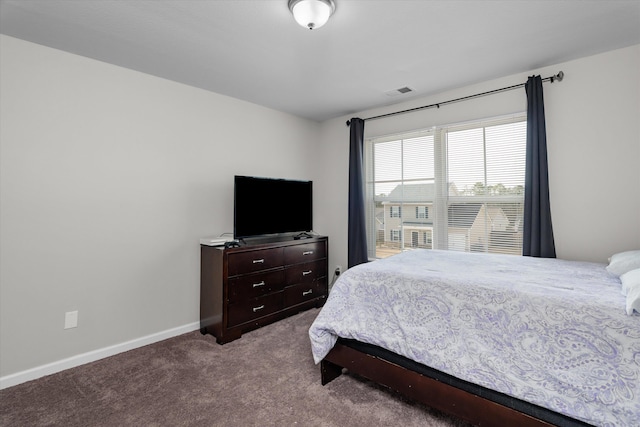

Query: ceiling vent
left=385, top=86, right=415, bottom=97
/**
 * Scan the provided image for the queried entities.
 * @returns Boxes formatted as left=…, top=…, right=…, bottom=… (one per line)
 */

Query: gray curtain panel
left=523, top=76, right=556, bottom=258
left=348, top=117, right=368, bottom=268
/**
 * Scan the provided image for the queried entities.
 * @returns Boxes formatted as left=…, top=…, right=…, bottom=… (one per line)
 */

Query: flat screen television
left=234, top=175, right=313, bottom=240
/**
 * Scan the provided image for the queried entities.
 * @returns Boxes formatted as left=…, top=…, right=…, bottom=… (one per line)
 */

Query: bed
left=309, top=249, right=640, bottom=427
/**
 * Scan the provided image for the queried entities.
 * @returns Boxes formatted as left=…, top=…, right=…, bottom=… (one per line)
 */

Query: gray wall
left=317, top=44, right=640, bottom=274
left=0, top=35, right=321, bottom=378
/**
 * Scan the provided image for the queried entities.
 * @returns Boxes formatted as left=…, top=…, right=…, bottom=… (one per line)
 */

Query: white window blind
left=365, top=115, right=526, bottom=259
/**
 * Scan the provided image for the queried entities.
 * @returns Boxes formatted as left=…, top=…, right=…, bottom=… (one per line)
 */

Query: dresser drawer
left=285, top=259, right=327, bottom=285
left=284, top=282, right=326, bottom=306
left=284, top=242, right=326, bottom=265
left=228, top=248, right=284, bottom=276
left=227, top=291, right=284, bottom=327
left=227, top=269, right=286, bottom=303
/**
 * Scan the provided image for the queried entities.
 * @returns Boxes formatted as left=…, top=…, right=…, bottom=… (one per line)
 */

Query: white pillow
left=606, top=250, right=640, bottom=277
left=624, top=270, right=640, bottom=315
left=621, top=268, right=640, bottom=296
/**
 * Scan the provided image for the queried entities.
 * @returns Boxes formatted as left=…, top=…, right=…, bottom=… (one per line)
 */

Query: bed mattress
left=309, top=249, right=640, bottom=426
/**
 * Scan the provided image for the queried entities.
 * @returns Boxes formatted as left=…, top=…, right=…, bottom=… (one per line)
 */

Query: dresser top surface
left=204, top=235, right=327, bottom=253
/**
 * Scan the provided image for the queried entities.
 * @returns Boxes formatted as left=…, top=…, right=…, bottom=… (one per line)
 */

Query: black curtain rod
left=346, top=71, right=564, bottom=126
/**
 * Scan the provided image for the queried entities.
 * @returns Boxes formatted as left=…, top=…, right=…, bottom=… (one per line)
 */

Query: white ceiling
left=1, top=0, right=639, bottom=122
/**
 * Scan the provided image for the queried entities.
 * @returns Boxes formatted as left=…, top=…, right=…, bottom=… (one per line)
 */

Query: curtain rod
left=346, top=71, right=564, bottom=126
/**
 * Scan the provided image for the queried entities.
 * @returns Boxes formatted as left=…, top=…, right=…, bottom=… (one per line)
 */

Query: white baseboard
left=0, top=321, right=201, bottom=390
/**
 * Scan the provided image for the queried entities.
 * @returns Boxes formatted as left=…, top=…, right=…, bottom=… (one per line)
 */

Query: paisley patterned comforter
left=309, top=249, right=640, bottom=426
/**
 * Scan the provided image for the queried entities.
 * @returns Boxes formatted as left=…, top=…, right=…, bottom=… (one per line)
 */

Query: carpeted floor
left=0, top=308, right=471, bottom=426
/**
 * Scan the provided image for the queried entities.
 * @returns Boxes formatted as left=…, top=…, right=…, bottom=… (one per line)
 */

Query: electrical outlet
left=64, top=311, right=78, bottom=329
left=335, top=265, right=342, bottom=276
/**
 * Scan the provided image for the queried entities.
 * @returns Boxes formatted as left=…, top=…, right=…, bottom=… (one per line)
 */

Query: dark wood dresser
left=200, top=236, right=328, bottom=344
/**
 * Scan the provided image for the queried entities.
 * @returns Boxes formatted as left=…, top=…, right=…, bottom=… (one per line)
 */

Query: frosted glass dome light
left=288, top=0, right=336, bottom=30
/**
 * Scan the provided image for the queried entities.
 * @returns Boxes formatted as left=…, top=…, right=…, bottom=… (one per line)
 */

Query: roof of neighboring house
left=448, top=203, right=482, bottom=228
left=448, top=204, right=511, bottom=229
left=384, top=183, right=435, bottom=202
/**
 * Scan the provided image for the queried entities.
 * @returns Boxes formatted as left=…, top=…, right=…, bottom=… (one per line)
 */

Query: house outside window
left=365, top=115, right=526, bottom=259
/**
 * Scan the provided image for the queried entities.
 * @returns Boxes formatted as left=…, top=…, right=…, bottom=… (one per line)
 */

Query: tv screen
left=234, top=175, right=312, bottom=239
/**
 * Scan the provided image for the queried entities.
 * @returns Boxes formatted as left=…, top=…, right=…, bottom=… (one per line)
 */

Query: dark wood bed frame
left=320, top=340, right=592, bottom=427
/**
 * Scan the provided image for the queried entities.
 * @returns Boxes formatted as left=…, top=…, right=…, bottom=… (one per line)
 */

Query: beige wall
left=318, top=44, right=640, bottom=269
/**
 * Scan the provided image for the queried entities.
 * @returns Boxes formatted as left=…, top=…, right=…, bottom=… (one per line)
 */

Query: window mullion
left=483, top=127, right=489, bottom=252
left=399, top=139, right=405, bottom=251
left=434, top=129, right=448, bottom=250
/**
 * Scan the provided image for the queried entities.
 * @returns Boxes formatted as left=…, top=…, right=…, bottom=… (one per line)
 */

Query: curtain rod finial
left=552, top=71, right=564, bottom=83
left=346, top=120, right=351, bottom=126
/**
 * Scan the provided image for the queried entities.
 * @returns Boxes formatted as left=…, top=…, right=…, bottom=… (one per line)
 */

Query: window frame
left=364, top=113, right=526, bottom=259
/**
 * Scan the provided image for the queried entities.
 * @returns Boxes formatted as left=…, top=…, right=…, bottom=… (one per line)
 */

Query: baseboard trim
left=0, top=321, right=201, bottom=390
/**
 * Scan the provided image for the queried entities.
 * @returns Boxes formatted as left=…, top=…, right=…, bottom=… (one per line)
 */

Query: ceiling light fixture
left=288, top=0, right=336, bottom=30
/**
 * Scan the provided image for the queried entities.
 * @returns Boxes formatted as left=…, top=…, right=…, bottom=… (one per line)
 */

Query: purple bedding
left=309, top=249, right=640, bottom=426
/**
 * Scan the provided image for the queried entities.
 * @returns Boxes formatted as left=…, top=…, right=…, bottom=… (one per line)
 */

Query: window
left=423, top=232, right=432, bottom=246
left=365, top=115, right=526, bottom=258
left=390, top=206, right=402, bottom=218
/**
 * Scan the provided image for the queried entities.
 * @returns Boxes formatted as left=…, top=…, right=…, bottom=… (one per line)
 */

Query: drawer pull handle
left=253, top=281, right=265, bottom=288
left=302, top=270, right=312, bottom=276
left=303, top=251, right=314, bottom=255
left=302, top=289, right=313, bottom=296
left=253, top=305, right=265, bottom=312
left=252, top=259, right=265, bottom=264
